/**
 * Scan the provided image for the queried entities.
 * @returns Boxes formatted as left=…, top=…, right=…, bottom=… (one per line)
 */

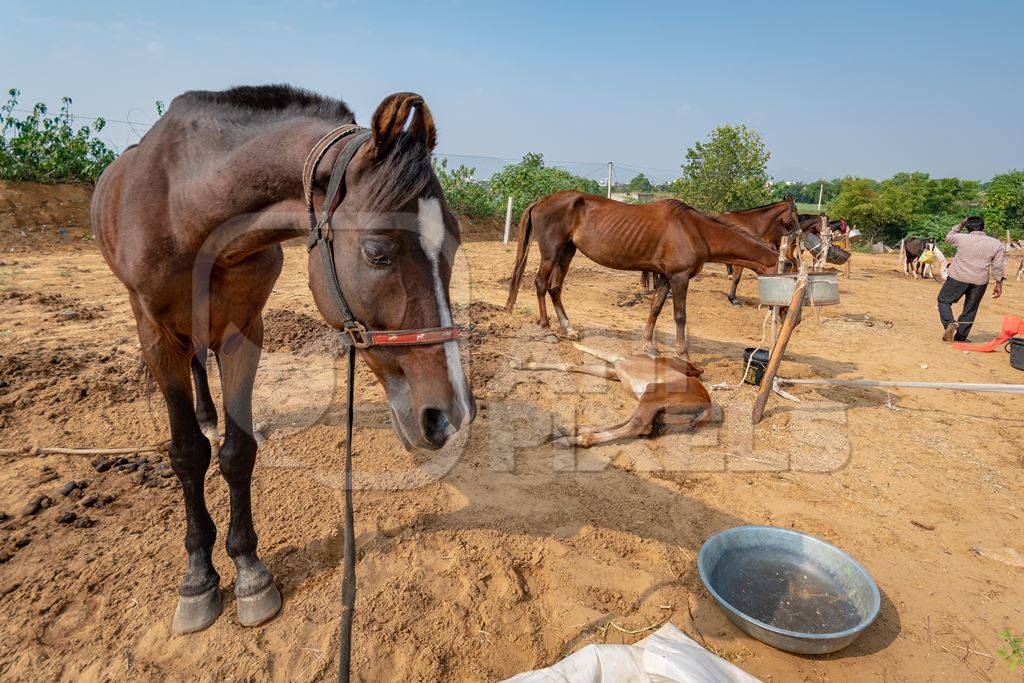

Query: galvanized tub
left=757, top=271, right=840, bottom=307
left=698, top=526, right=880, bottom=654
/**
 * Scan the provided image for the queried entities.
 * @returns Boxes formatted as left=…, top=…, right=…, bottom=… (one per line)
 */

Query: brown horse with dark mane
left=504, top=191, right=778, bottom=359
left=93, top=85, right=475, bottom=636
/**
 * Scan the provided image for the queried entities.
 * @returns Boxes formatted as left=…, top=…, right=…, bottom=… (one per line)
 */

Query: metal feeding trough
left=698, top=526, right=880, bottom=655
left=757, top=271, right=840, bottom=307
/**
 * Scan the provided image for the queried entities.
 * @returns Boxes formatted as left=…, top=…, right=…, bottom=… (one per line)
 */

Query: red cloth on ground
left=951, top=315, right=1024, bottom=352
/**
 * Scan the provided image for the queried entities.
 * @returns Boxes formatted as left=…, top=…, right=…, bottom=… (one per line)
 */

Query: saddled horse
left=93, top=85, right=475, bottom=635
left=900, top=236, right=935, bottom=278
left=503, top=191, right=778, bottom=359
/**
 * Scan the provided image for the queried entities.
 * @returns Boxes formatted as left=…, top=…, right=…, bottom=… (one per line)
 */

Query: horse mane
left=661, top=199, right=745, bottom=230
left=725, top=198, right=791, bottom=214
left=180, top=84, right=355, bottom=123
left=178, top=85, right=433, bottom=212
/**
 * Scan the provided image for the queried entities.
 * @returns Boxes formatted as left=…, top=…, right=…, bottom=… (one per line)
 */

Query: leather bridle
left=301, top=124, right=460, bottom=683
left=302, top=124, right=460, bottom=349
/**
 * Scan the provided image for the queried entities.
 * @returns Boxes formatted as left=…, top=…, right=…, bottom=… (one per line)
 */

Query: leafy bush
left=999, top=629, right=1024, bottom=670
left=490, top=152, right=602, bottom=218
left=983, top=171, right=1024, bottom=239
left=433, top=159, right=503, bottom=219
left=672, top=124, right=771, bottom=212
left=1, top=89, right=116, bottom=183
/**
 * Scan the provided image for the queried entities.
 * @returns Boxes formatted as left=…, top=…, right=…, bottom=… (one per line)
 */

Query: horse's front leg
left=136, top=316, right=222, bottom=635
left=668, top=272, right=692, bottom=360
left=726, top=266, right=744, bottom=305
left=642, top=278, right=669, bottom=355
left=216, top=323, right=281, bottom=627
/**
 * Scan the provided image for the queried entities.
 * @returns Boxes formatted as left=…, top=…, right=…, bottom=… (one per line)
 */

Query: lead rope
left=338, top=344, right=356, bottom=683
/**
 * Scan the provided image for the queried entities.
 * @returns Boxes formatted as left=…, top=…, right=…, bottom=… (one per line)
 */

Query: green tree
left=626, top=173, right=653, bottom=193
left=432, top=159, right=503, bottom=219
left=0, top=89, right=116, bottom=183
left=983, top=170, right=1024, bottom=239
left=672, top=124, right=771, bottom=212
left=490, top=152, right=601, bottom=217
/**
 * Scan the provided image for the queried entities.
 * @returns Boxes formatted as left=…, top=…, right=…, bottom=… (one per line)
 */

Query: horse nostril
left=421, top=408, right=451, bottom=448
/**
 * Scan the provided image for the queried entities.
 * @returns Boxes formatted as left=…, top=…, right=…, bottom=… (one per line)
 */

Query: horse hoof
left=172, top=586, right=222, bottom=635
left=563, top=329, right=580, bottom=341
left=236, top=582, right=281, bottom=627
left=728, top=298, right=741, bottom=307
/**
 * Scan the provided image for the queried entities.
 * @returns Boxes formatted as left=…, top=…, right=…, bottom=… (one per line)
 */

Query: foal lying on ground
left=511, top=343, right=711, bottom=447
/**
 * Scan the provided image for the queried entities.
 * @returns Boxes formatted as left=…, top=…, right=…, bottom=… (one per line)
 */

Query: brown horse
left=640, top=197, right=800, bottom=299
left=503, top=191, right=778, bottom=359
left=93, top=85, right=475, bottom=635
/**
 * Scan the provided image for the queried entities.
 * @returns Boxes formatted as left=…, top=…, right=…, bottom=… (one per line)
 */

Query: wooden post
left=607, top=162, right=613, bottom=198
left=502, top=196, right=515, bottom=245
left=753, top=275, right=807, bottom=425
left=770, top=234, right=790, bottom=351
left=817, top=183, right=824, bottom=211
left=843, top=234, right=852, bottom=278
left=816, top=214, right=832, bottom=270
left=898, top=238, right=907, bottom=272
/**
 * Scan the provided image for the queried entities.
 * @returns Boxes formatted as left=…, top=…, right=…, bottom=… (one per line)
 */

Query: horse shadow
left=261, top=392, right=901, bottom=661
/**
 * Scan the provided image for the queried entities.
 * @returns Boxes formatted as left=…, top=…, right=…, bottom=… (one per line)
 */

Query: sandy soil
left=1, top=186, right=1023, bottom=682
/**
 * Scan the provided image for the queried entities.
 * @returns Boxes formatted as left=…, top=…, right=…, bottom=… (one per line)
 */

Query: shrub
left=0, top=89, right=116, bottom=184
left=433, top=159, right=503, bottom=219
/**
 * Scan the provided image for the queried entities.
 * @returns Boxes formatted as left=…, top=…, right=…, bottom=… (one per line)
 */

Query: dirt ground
left=1, top=184, right=1023, bottom=682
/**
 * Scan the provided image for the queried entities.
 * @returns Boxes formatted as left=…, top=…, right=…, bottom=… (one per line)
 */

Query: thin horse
left=639, top=197, right=800, bottom=302
left=93, top=85, right=475, bottom=635
left=503, top=191, right=779, bottom=359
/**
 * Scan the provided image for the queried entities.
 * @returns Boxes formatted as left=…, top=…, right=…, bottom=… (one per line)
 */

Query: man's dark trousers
left=937, top=276, right=987, bottom=341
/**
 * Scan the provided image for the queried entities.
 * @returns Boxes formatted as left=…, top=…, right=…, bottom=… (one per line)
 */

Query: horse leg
left=511, top=358, right=617, bottom=380
left=547, top=243, right=578, bottom=338
left=726, top=267, right=744, bottom=306
left=668, top=273, right=692, bottom=360
left=641, top=280, right=669, bottom=355
left=534, top=257, right=555, bottom=330
left=215, top=321, right=281, bottom=627
left=553, top=402, right=656, bottom=448
left=191, top=349, right=219, bottom=443
left=137, top=319, right=221, bottom=635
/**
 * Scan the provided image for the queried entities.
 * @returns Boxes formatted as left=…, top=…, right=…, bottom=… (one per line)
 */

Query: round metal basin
left=757, top=272, right=840, bottom=307
left=698, top=526, right=880, bottom=654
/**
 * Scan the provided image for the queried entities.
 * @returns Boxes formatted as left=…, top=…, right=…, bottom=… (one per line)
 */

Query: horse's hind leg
left=215, top=319, right=281, bottom=627
left=547, top=243, right=578, bottom=338
left=191, top=349, right=218, bottom=443
left=136, top=317, right=222, bottom=634
left=726, top=267, right=744, bottom=305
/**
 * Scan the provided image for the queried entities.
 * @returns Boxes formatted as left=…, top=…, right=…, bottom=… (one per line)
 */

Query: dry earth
left=1, top=183, right=1023, bottom=681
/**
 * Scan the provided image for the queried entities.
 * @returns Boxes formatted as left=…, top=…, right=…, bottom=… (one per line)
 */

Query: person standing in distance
left=938, top=216, right=1005, bottom=342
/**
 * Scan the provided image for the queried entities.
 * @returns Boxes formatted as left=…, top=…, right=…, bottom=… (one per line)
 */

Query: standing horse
left=503, top=191, right=778, bottom=359
left=719, top=198, right=802, bottom=304
left=93, top=85, right=475, bottom=635
left=640, top=197, right=800, bottom=303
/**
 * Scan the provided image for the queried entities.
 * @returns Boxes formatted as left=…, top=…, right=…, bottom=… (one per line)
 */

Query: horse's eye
left=361, top=240, right=395, bottom=268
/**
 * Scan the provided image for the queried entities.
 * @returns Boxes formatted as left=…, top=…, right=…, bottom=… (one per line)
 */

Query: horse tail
left=504, top=201, right=538, bottom=312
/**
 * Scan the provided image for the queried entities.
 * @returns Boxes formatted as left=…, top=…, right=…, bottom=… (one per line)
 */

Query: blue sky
left=3, top=0, right=1022, bottom=183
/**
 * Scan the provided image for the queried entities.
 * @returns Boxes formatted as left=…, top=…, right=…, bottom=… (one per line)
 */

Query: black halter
left=302, top=125, right=460, bottom=349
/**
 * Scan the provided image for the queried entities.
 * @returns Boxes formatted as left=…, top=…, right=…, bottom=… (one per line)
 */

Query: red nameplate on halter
left=367, top=327, right=461, bottom=346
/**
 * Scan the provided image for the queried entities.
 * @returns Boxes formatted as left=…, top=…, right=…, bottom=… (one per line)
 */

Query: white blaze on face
left=417, top=197, right=472, bottom=426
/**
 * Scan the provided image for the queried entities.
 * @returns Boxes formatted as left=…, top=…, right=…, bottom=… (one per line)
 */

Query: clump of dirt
left=262, top=308, right=343, bottom=356
left=615, top=291, right=647, bottom=308
left=1, top=289, right=104, bottom=321
left=0, top=180, right=94, bottom=252
left=0, top=347, right=146, bottom=425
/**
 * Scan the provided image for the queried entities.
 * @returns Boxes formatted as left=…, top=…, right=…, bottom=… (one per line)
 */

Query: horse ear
left=370, top=92, right=437, bottom=156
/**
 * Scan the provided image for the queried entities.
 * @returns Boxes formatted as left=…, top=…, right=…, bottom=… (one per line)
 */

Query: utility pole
left=607, top=162, right=613, bottom=198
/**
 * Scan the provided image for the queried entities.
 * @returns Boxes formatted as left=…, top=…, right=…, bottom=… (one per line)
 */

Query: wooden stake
left=778, top=378, right=1024, bottom=394
left=753, top=276, right=807, bottom=424
left=502, top=196, right=514, bottom=245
